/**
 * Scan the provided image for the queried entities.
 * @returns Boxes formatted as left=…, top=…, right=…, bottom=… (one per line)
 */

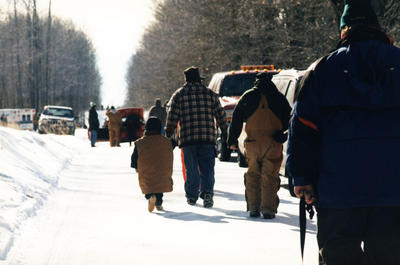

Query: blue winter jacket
left=287, top=39, right=400, bottom=208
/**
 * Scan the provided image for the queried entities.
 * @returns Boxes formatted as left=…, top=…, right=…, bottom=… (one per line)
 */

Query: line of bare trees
left=125, top=0, right=400, bottom=109
left=0, top=0, right=101, bottom=115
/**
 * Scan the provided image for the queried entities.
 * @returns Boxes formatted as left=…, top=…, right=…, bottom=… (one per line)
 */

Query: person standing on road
left=149, top=98, right=167, bottom=135
left=106, top=106, right=123, bottom=147
left=88, top=102, right=100, bottom=147
left=131, top=117, right=173, bottom=212
left=227, top=72, right=291, bottom=219
left=165, top=66, right=227, bottom=208
left=32, top=113, right=39, bottom=132
left=287, top=0, right=400, bottom=263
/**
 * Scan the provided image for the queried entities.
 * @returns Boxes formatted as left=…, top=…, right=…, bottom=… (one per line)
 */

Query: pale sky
left=1, top=0, right=155, bottom=107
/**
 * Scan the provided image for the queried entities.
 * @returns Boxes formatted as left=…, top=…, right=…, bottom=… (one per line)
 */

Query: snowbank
left=0, top=127, right=85, bottom=259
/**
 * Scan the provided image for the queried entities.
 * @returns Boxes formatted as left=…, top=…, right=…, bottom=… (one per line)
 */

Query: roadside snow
left=0, top=127, right=85, bottom=259
left=0, top=127, right=318, bottom=265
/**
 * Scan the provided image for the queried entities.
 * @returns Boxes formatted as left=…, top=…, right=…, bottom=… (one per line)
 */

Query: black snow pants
left=317, top=206, right=400, bottom=265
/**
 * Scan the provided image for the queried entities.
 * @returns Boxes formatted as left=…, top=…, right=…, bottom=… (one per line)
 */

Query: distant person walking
left=166, top=66, right=227, bottom=208
left=0, top=114, right=6, bottom=127
left=106, top=106, right=122, bottom=147
left=131, top=117, right=173, bottom=212
left=32, top=113, right=38, bottom=131
left=287, top=0, right=400, bottom=264
left=149, top=98, right=167, bottom=135
left=88, top=102, right=100, bottom=147
left=227, top=72, right=291, bottom=219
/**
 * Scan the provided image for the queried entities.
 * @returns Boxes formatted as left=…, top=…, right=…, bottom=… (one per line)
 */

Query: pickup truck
left=208, top=65, right=279, bottom=161
left=38, top=105, right=75, bottom=135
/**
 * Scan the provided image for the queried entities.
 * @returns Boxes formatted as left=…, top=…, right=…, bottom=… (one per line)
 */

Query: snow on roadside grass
left=0, top=127, right=85, bottom=259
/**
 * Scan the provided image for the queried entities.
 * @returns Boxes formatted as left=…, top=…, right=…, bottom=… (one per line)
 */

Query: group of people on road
left=92, top=1, right=400, bottom=264
left=88, top=104, right=123, bottom=147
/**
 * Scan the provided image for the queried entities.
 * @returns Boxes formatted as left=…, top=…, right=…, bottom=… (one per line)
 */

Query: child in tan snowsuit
left=131, top=117, right=173, bottom=212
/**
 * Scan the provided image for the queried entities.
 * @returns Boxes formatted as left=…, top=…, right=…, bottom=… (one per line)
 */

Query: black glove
left=272, top=130, right=288, bottom=143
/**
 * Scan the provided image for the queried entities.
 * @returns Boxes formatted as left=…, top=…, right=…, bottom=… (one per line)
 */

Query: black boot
left=249, top=210, right=260, bottom=218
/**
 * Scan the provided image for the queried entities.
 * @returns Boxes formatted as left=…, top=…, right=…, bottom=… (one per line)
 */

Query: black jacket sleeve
left=227, top=90, right=259, bottom=146
left=131, top=144, right=138, bottom=169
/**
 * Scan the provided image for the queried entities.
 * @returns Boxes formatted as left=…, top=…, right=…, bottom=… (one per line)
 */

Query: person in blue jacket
left=287, top=0, right=400, bottom=264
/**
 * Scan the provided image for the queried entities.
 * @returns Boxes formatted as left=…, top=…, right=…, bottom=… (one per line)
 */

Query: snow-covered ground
left=0, top=127, right=318, bottom=265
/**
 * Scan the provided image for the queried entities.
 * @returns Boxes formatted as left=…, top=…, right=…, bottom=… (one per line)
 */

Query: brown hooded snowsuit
left=244, top=94, right=283, bottom=214
left=135, top=135, right=173, bottom=194
left=106, top=109, right=123, bottom=146
left=227, top=73, right=291, bottom=215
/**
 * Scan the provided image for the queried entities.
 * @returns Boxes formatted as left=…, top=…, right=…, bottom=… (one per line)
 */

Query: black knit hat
left=340, top=0, right=380, bottom=29
left=145, top=116, right=162, bottom=133
left=184, top=67, right=201, bottom=83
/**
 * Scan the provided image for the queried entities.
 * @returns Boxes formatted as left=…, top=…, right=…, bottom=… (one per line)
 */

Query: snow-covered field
left=0, top=127, right=318, bottom=265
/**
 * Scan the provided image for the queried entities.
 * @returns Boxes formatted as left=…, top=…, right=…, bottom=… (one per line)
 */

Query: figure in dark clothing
left=166, top=67, right=227, bottom=208
left=125, top=114, right=143, bottom=146
left=227, top=72, right=291, bottom=219
left=149, top=98, right=167, bottom=134
left=89, top=102, right=100, bottom=147
left=287, top=1, right=400, bottom=264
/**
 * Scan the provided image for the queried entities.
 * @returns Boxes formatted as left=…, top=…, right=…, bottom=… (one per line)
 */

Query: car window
left=43, top=108, right=73, bottom=118
left=220, top=74, right=257, bottom=97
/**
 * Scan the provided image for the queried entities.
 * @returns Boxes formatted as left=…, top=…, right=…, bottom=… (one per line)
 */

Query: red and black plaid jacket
left=166, top=82, right=227, bottom=147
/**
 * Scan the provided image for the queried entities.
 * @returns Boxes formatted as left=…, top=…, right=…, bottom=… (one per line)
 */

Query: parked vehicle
left=38, top=105, right=75, bottom=135
left=90, top=107, right=145, bottom=145
left=209, top=65, right=279, bottom=161
left=0, top=108, right=36, bottom=130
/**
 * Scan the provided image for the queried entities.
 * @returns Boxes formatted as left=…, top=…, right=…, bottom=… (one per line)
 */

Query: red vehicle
left=89, top=107, right=145, bottom=145
left=208, top=65, right=279, bottom=161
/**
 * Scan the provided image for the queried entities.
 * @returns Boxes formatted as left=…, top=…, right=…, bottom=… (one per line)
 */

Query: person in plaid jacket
left=166, top=66, right=227, bottom=208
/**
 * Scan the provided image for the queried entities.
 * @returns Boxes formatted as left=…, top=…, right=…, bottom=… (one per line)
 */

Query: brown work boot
left=148, top=195, right=156, bottom=212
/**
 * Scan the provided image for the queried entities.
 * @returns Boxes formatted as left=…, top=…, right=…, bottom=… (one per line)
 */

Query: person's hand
left=229, top=145, right=237, bottom=150
left=294, top=185, right=316, bottom=204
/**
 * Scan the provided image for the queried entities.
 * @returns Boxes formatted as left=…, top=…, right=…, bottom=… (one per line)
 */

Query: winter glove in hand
left=272, top=130, right=288, bottom=143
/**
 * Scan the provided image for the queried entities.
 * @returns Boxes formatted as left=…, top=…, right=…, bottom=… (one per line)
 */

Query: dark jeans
left=90, top=130, right=97, bottom=146
left=182, top=144, right=215, bottom=200
left=317, top=206, right=400, bottom=265
left=145, top=193, right=163, bottom=206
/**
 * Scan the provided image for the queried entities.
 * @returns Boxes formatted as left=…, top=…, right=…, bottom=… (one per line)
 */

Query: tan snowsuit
left=244, top=94, right=283, bottom=214
left=135, top=135, right=173, bottom=194
left=106, top=110, right=123, bottom=146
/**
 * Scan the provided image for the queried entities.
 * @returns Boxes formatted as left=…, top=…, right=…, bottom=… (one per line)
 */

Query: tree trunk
left=13, top=0, right=23, bottom=107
